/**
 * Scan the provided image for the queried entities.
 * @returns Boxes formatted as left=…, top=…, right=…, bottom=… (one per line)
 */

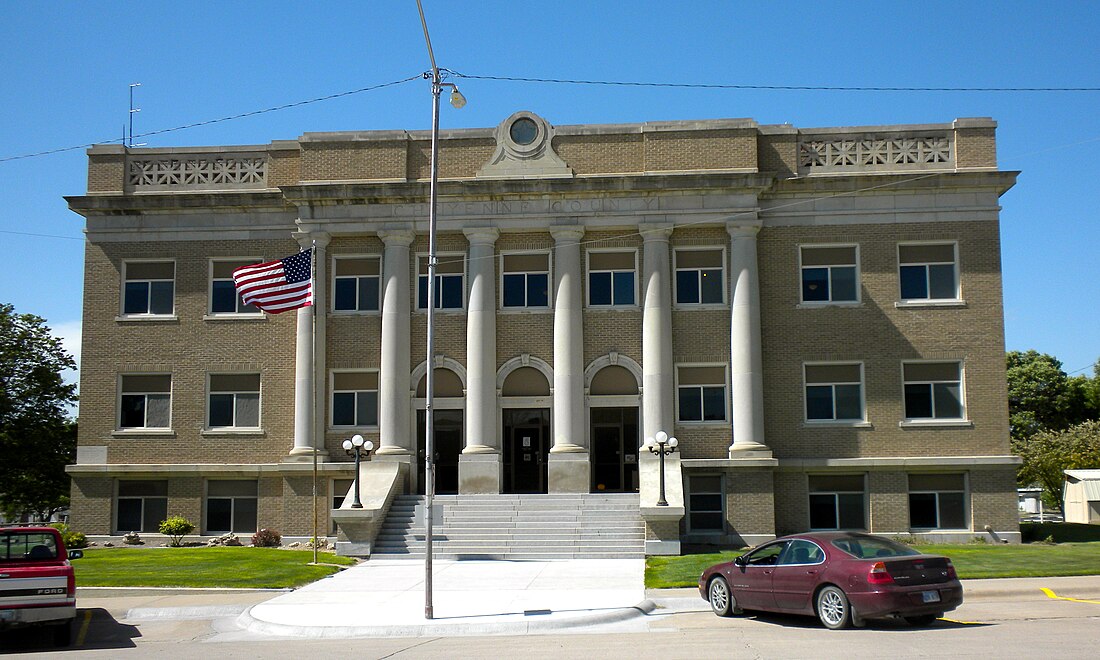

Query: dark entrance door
left=416, top=409, right=463, bottom=495
left=502, top=408, right=550, bottom=493
left=590, top=407, right=639, bottom=493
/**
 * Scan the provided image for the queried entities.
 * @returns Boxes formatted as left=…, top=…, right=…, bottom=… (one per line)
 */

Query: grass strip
left=73, top=546, right=358, bottom=589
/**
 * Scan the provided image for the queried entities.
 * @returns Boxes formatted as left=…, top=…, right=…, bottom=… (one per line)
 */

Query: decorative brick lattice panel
left=128, top=155, right=267, bottom=190
left=798, top=136, right=952, bottom=174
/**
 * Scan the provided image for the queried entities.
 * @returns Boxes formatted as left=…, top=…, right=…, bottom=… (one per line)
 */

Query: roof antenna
left=128, top=83, right=145, bottom=147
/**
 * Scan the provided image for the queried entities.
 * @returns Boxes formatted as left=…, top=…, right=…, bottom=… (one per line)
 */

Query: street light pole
left=645, top=431, right=679, bottom=507
left=342, top=434, right=374, bottom=509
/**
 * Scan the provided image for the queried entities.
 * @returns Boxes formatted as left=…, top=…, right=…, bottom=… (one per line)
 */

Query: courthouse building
left=65, top=111, right=1022, bottom=552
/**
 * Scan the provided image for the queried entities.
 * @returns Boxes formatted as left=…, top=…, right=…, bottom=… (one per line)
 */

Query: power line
left=448, top=70, right=1100, bottom=93
left=0, top=73, right=424, bottom=164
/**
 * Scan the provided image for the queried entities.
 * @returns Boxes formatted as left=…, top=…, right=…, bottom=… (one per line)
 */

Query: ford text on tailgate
left=1, top=527, right=83, bottom=646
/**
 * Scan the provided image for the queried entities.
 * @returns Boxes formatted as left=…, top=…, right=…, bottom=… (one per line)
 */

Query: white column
left=641, top=223, right=674, bottom=442
left=550, top=225, right=586, bottom=453
left=376, top=229, right=415, bottom=455
left=290, top=231, right=329, bottom=457
left=463, top=227, right=500, bottom=453
left=728, top=221, right=770, bottom=456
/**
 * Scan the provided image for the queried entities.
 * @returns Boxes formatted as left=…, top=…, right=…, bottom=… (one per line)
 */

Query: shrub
left=158, top=516, right=196, bottom=547
left=49, top=522, right=88, bottom=549
left=251, top=528, right=282, bottom=548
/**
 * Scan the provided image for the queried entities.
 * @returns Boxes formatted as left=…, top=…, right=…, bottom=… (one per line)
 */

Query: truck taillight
left=945, top=559, right=957, bottom=580
left=867, top=561, right=894, bottom=585
left=67, top=572, right=76, bottom=597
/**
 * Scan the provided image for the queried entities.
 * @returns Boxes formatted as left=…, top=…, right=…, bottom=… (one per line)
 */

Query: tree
left=1006, top=350, right=1097, bottom=443
left=1013, top=420, right=1100, bottom=511
left=0, top=303, right=77, bottom=521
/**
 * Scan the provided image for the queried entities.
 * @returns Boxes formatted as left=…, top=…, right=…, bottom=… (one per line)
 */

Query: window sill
left=894, top=300, right=967, bottom=309
left=112, top=429, right=177, bottom=438
left=899, top=419, right=973, bottom=429
left=797, top=301, right=863, bottom=309
left=414, top=308, right=466, bottom=315
left=203, top=313, right=266, bottom=321
left=586, top=305, right=641, bottom=312
left=676, top=420, right=729, bottom=428
left=115, top=315, right=179, bottom=323
left=330, top=310, right=381, bottom=317
left=328, top=426, right=380, bottom=433
left=201, top=428, right=266, bottom=437
left=673, top=304, right=729, bottom=311
left=499, top=307, right=553, bottom=314
left=802, top=420, right=874, bottom=429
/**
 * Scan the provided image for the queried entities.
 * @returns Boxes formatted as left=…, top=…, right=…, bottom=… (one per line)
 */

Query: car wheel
left=904, top=614, right=940, bottom=627
left=816, top=585, right=852, bottom=630
left=708, top=576, right=739, bottom=617
left=52, top=619, right=73, bottom=647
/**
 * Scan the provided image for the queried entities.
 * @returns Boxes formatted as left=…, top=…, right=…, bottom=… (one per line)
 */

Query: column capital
left=378, top=228, right=416, bottom=246
left=726, top=218, right=763, bottom=238
left=463, top=226, right=500, bottom=244
left=640, top=222, right=674, bottom=242
left=293, top=230, right=330, bottom=249
left=549, top=224, right=585, bottom=242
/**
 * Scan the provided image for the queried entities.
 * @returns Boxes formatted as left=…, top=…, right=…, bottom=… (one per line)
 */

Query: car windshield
left=0, top=532, right=59, bottom=561
left=830, top=535, right=920, bottom=559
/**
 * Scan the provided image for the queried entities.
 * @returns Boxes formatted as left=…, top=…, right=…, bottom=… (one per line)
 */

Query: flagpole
left=309, top=242, right=319, bottom=566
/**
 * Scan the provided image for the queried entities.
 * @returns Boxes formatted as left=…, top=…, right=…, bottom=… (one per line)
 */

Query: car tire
left=816, top=585, right=852, bottom=630
left=708, top=576, right=739, bottom=617
left=904, top=614, right=939, bottom=627
left=52, top=619, right=74, bottom=647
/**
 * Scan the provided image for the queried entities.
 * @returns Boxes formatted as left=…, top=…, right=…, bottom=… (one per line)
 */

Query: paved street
left=2, top=575, right=1099, bottom=657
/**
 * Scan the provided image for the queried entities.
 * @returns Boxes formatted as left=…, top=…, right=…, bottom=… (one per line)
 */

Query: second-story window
left=418, top=254, right=464, bottom=310
left=899, top=243, right=959, bottom=301
left=210, top=259, right=260, bottom=315
left=333, top=256, right=380, bottom=312
left=502, top=252, right=550, bottom=308
left=122, top=261, right=175, bottom=316
left=804, top=363, right=864, bottom=422
left=801, top=245, right=858, bottom=303
left=208, top=374, right=260, bottom=429
left=675, top=248, right=724, bottom=305
left=588, top=250, right=636, bottom=306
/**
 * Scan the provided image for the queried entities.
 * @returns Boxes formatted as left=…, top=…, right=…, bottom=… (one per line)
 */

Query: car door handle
left=805, top=570, right=818, bottom=575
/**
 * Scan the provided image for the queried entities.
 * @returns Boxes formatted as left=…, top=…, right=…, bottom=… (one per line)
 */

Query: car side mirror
left=734, top=555, right=747, bottom=567
left=68, top=549, right=84, bottom=560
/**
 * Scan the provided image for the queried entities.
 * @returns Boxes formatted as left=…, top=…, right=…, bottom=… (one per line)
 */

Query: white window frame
left=900, top=360, right=969, bottom=427
left=331, top=254, right=381, bottom=314
left=205, top=373, right=262, bottom=431
left=675, top=363, right=729, bottom=425
left=500, top=250, right=552, bottom=310
left=673, top=246, right=727, bottom=308
left=908, top=473, right=969, bottom=531
left=798, top=243, right=861, bottom=306
left=207, top=257, right=263, bottom=318
left=807, top=474, right=867, bottom=531
left=203, top=480, right=258, bottom=535
left=329, top=369, right=380, bottom=429
left=586, top=248, right=639, bottom=308
left=896, top=241, right=962, bottom=306
left=803, top=362, right=867, bottom=425
left=120, top=259, right=177, bottom=319
left=416, top=252, right=466, bottom=312
left=686, top=473, right=725, bottom=533
left=117, top=374, right=173, bottom=431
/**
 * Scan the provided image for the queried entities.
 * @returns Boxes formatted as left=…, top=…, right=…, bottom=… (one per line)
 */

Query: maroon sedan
left=698, top=532, right=962, bottom=629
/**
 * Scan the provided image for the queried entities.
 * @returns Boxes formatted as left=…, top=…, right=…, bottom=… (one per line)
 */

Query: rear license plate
left=922, top=590, right=941, bottom=603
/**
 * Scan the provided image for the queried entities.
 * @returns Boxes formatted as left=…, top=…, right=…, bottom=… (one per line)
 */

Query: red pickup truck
left=0, top=526, right=83, bottom=646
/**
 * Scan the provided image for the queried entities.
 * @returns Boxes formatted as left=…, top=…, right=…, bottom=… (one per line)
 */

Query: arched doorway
left=499, top=362, right=552, bottom=494
left=414, top=366, right=464, bottom=495
left=587, top=361, right=641, bottom=493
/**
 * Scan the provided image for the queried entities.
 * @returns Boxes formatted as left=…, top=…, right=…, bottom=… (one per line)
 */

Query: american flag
left=232, top=250, right=313, bottom=314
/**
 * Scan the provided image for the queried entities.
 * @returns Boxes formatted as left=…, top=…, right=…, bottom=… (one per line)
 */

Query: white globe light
left=352, top=434, right=365, bottom=448
left=342, top=439, right=353, bottom=451
left=364, top=440, right=375, bottom=452
left=655, top=430, right=668, bottom=444
left=644, top=436, right=655, bottom=448
left=668, top=437, right=678, bottom=448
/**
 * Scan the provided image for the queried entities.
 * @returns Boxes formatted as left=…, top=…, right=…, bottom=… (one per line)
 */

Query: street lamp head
left=363, top=439, right=375, bottom=452
left=449, top=87, right=467, bottom=109
left=644, top=436, right=655, bottom=449
left=668, top=437, right=678, bottom=449
left=655, top=430, right=668, bottom=445
left=352, top=434, right=365, bottom=448
left=342, top=439, right=353, bottom=451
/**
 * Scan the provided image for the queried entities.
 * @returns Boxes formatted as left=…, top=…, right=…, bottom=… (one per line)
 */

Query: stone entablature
left=85, top=116, right=998, bottom=194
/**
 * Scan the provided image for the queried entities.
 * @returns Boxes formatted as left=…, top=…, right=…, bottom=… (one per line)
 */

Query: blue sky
left=1, top=0, right=1098, bottom=383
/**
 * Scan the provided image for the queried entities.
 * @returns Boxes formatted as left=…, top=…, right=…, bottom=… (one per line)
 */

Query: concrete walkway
left=238, top=558, right=649, bottom=638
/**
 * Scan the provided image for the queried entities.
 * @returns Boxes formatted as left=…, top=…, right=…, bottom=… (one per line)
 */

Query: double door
left=416, top=409, right=462, bottom=495
left=503, top=409, right=550, bottom=493
left=590, top=407, right=639, bottom=492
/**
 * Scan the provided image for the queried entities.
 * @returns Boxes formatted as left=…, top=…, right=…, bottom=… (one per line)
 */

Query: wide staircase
left=371, top=493, right=645, bottom=560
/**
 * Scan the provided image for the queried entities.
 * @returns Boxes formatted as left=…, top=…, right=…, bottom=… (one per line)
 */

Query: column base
left=548, top=452, right=590, bottom=493
left=375, top=446, right=411, bottom=456
left=459, top=453, right=502, bottom=494
left=728, top=443, right=773, bottom=459
left=283, top=448, right=328, bottom=463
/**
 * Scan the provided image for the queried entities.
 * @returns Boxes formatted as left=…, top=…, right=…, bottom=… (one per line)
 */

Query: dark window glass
left=589, top=272, right=612, bottom=305
left=806, top=385, right=833, bottom=420
left=700, top=269, right=723, bottom=303
left=503, top=274, right=526, bottom=307
left=527, top=273, right=549, bottom=307
left=120, top=395, right=146, bottom=428
left=905, top=383, right=934, bottom=418
left=689, top=493, right=722, bottom=511
left=831, top=266, right=857, bottom=301
left=690, top=512, right=723, bottom=530
left=117, top=499, right=142, bottom=531
left=909, top=493, right=938, bottom=528
left=802, top=267, right=829, bottom=301
left=207, top=498, right=232, bottom=532
left=676, top=271, right=699, bottom=304
left=679, top=387, right=702, bottom=421
left=358, top=391, right=378, bottom=426
left=418, top=276, right=429, bottom=309
left=149, top=281, right=174, bottom=314
left=143, top=498, right=167, bottom=532
left=440, top=275, right=463, bottom=308
left=334, top=278, right=357, bottom=310
left=359, top=277, right=379, bottom=311
left=613, top=272, right=635, bottom=305
left=834, top=384, right=862, bottom=420
left=934, top=383, right=962, bottom=418
left=809, top=493, right=838, bottom=529
left=333, top=392, right=355, bottom=426
left=900, top=265, right=928, bottom=299
left=209, top=394, right=234, bottom=427
left=838, top=493, right=865, bottom=529
left=234, top=498, right=258, bottom=533
left=211, top=280, right=238, bottom=313
left=928, top=264, right=956, bottom=299
left=124, top=282, right=148, bottom=314
left=939, top=493, right=966, bottom=528
left=702, top=386, right=726, bottom=421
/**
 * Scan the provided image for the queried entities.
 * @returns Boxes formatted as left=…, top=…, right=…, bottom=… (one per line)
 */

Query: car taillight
left=867, top=561, right=894, bottom=585
left=945, top=559, right=957, bottom=580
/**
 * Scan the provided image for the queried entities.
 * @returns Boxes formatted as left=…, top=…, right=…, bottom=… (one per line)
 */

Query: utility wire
left=0, top=73, right=424, bottom=164
left=448, top=70, right=1100, bottom=93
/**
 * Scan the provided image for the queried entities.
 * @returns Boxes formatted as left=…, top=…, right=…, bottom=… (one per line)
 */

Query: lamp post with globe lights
left=342, top=434, right=374, bottom=509
left=645, top=431, right=678, bottom=507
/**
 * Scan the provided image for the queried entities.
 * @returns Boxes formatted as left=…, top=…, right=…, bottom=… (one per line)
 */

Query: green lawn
left=645, top=542, right=1100, bottom=589
left=73, top=547, right=358, bottom=588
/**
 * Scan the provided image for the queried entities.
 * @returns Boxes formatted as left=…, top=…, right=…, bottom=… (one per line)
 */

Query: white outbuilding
left=1063, top=469, right=1100, bottom=524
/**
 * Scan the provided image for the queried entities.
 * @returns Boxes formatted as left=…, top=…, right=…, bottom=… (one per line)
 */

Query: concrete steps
left=371, top=493, right=644, bottom=560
